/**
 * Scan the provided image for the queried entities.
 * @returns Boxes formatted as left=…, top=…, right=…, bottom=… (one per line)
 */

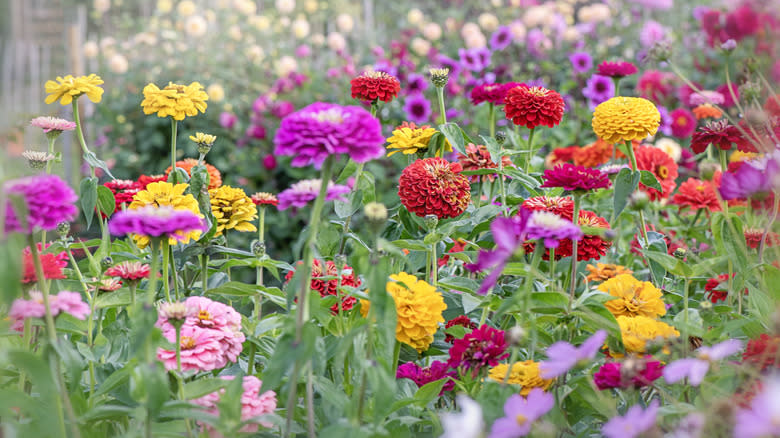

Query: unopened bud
left=739, top=80, right=761, bottom=103
left=495, top=131, right=507, bottom=145
left=647, top=41, right=671, bottom=63
left=720, top=39, right=737, bottom=52
left=334, top=253, right=347, bottom=269
left=364, top=202, right=388, bottom=224
left=673, top=248, right=687, bottom=259
left=506, top=326, right=525, bottom=346
left=101, top=257, right=113, bottom=269
left=699, top=300, right=712, bottom=310
left=57, top=221, right=70, bottom=237
left=699, top=161, right=721, bottom=181
left=424, top=214, right=439, bottom=231
left=629, top=191, right=649, bottom=211
left=252, top=241, right=266, bottom=257
left=429, top=68, right=450, bottom=88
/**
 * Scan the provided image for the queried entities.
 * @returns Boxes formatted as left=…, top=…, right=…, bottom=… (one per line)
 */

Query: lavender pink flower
left=29, top=116, right=76, bottom=133
left=108, top=205, right=206, bottom=240
left=489, top=388, right=554, bottom=438
left=4, top=174, right=78, bottom=234
left=191, top=375, right=277, bottom=434
left=277, top=179, right=350, bottom=210
left=734, top=377, right=780, bottom=438
left=569, top=52, right=593, bottom=74
left=525, top=211, right=583, bottom=249
left=663, top=339, right=742, bottom=386
left=602, top=400, right=659, bottom=438
left=719, top=157, right=778, bottom=201
left=9, top=290, right=89, bottom=331
left=403, top=93, right=432, bottom=124
left=540, top=330, right=606, bottom=378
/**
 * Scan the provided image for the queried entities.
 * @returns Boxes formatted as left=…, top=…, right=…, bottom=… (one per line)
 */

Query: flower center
left=516, top=414, right=528, bottom=425
left=695, top=184, right=705, bottom=192
left=656, top=165, right=668, bottom=179
left=180, top=336, right=196, bottom=350
left=311, top=108, right=345, bottom=123
left=528, top=86, right=548, bottom=97
left=676, top=116, right=688, bottom=125
left=164, top=83, right=187, bottom=94
left=197, top=310, right=212, bottom=322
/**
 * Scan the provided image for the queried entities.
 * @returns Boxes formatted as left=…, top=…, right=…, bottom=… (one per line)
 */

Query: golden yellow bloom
left=599, top=274, right=666, bottom=319
left=730, top=150, right=760, bottom=163
left=361, top=272, right=446, bottom=352
left=616, top=315, right=679, bottom=356
left=44, top=74, right=104, bottom=105
left=129, top=182, right=203, bottom=248
left=141, top=82, right=208, bottom=120
left=592, top=97, right=660, bottom=144
left=585, top=263, right=632, bottom=283
left=487, top=361, right=554, bottom=396
left=189, top=132, right=217, bottom=146
left=208, top=185, right=258, bottom=236
left=386, top=123, right=438, bottom=156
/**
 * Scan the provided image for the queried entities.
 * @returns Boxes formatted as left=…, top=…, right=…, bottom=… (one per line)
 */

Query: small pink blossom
left=191, top=375, right=277, bottom=436
left=157, top=325, right=226, bottom=372
left=30, top=116, right=76, bottom=133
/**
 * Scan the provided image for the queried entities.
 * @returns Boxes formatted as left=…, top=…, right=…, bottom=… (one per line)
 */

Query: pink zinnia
left=670, top=108, right=697, bottom=138
left=22, top=243, right=67, bottom=284
left=157, top=325, right=226, bottom=372
left=53, top=291, right=90, bottom=319
left=594, top=360, right=664, bottom=390
left=191, top=375, right=277, bottom=434
left=4, top=174, right=78, bottom=234
left=596, top=61, right=638, bottom=78
left=277, top=179, right=350, bottom=210
left=9, top=290, right=89, bottom=331
left=30, top=116, right=76, bottom=133
left=541, top=163, right=611, bottom=192
left=105, top=261, right=150, bottom=282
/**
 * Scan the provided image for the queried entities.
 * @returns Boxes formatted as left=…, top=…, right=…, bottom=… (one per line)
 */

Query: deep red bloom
left=444, top=315, right=477, bottom=343
left=504, top=86, right=565, bottom=129
left=22, top=243, right=67, bottom=284
left=285, top=259, right=360, bottom=314
left=541, top=163, right=611, bottom=192
left=764, top=94, right=780, bottom=119
left=522, top=196, right=574, bottom=220
left=705, top=273, right=747, bottom=303
left=596, top=61, right=638, bottom=78
left=470, top=82, right=524, bottom=106
left=101, top=179, right=141, bottom=218
left=594, top=359, right=664, bottom=390
left=690, top=120, right=745, bottom=154
left=136, top=174, right=167, bottom=189
left=744, top=228, right=780, bottom=249
left=447, top=324, right=509, bottom=375
left=742, top=334, right=780, bottom=371
left=350, top=71, right=401, bottom=103
left=669, top=108, right=697, bottom=138
left=635, top=145, right=678, bottom=201
left=398, top=158, right=471, bottom=219
left=671, top=178, right=721, bottom=211
left=250, top=192, right=280, bottom=207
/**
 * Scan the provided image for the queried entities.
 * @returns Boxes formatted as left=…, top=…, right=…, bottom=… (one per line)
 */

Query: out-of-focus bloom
left=219, top=112, right=237, bottom=129
left=586, top=263, right=632, bottom=283
left=208, top=186, right=257, bottom=236
left=423, top=22, right=442, bottom=40
left=127, top=182, right=203, bottom=247
left=719, top=157, right=777, bottom=201
left=105, top=261, right=150, bottom=283
left=109, top=205, right=206, bottom=246
left=583, top=74, right=615, bottom=109
left=189, top=132, right=216, bottom=148
left=489, top=26, right=513, bottom=51
left=350, top=71, right=401, bottom=103
left=458, top=47, right=491, bottom=72
left=742, top=334, right=780, bottom=370
left=184, top=15, right=208, bottom=37
left=141, top=82, right=208, bottom=121
left=599, top=274, right=666, bottom=319
left=635, top=145, right=678, bottom=200
left=386, top=122, right=437, bottom=157
left=470, top=82, right=522, bottom=106
left=286, top=259, right=360, bottom=314
left=30, top=116, right=76, bottom=134
left=690, top=90, right=725, bottom=106
left=191, top=375, right=277, bottom=432
left=744, top=228, right=780, bottom=250
left=596, top=61, right=638, bottom=78
left=640, top=20, right=668, bottom=48
left=704, top=273, right=747, bottom=303
left=448, top=324, right=509, bottom=374
left=274, top=102, right=384, bottom=168
left=616, top=315, right=680, bottom=355
left=546, top=146, right=579, bottom=167
left=664, top=339, right=742, bottom=386
left=637, top=70, right=675, bottom=102
left=602, top=400, right=659, bottom=438
left=489, top=389, right=553, bottom=438
left=4, top=174, right=78, bottom=234
left=524, top=211, right=583, bottom=249
left=539, top=330, right=607, bottom=378
left=277, top=179, right=350, bottom=210
left=654, top=138, right=682, bottom=162
left=250, top=192, right=279, bottom=208
left=672, top=178, right=721, bottom=211
left=569, top=51, right=593, bottom=74
left=573, top=140, right=622, bottom=168
left=164, top=158, right=222, bottom=189
left=690, top=120, right=744, bottom=154
left=541, top=163, right=611, bottom=192
left=9, top=291, right=89, bottom=331
left=398, top=158, right=470, bottom=219
left=22, top=243, right=67, bottom=284
left=594, top=359, right=664, bottom=390
left=457, top=143, right=512, bottom=183
left=504, top=86, right=565, bottom=129
left=440, top=395, right=484, bottom=438
left=136, top=174, right=167, bottom=189
left=467, top=210, right=533, bottom=294
left=44, top=74, right=104, bottom=105
left=108, top=53, right=128, bottom=74
left=396, top=361, right=455, bottom=394
left=403, top=94, right=432, bottom=124
left=487, top=360, right=554, bottom=395
left=592, top=97, right=660, bottom=144
left=91, top=278, right=122, bottom=293
left=669, top=108, right=697, bottom=138
left=734, top=377, right=780, bottom=438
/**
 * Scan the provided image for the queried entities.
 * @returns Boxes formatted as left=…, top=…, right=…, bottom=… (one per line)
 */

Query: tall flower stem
left=392, top=341, right=401, bottom=374
left=169, top=119, right=179, bottom=184
left=161, top=240, right=172, bottom=302
left=759, top=196, right=780, bottom=263
left=170, top=244, right=181, bottom=301
left=488, top=103, right=496, bottom=139
left=525, top=128, right=536, bottom=174
left=200, top=254, right=209, bottom=292
left=718, top=149, right=730, bottom=217
left=435, top=86, right=448, bottom=157
left=567, top=194, right=582, bottom=304
left=28, top=235, right=58, bottom=344
left=175, top=325, right=182, bottom=373
left=71, top=100, right=95, bottom=178
left=147, top=238, right=162, bottom=304
left=255, top=206, right=266, bottom=320
left=45, top=137, right=56, bottom=174
left=625, top=140, right=649, bottom=244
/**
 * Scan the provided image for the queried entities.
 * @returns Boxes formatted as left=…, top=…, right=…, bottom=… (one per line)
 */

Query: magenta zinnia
left=541, top=163, right=611, bottom=192
left=277, top=179, right=350, bottom=210
left=596, top=61, right=639, bottom=78
left=4, top=174, right=78, bottom=234
left=447, top=324, right=509, bottom=375
left=108, top=205, right=206, bottom=241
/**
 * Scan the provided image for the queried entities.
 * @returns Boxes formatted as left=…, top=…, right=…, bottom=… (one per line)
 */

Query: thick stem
left=488, top=103, right=495, bottom=139
left=175, top=324, right=182, bottom=374
left=435, top=86, right=447, bottom=157
left=392, top=341, right=401, bottom=375
left=201, top=254, right=209, bottom=292
left=28, top=235, right=58, bottom=344
left=147, top=239, right=161, bottom=304
left=337, top=162, right=364, bottom=254
left=170, top=119, right=179, bottom=184
left=525, top=128, right=536, bottom=174
left=567, top=194, right=581, bottom=304
left=247, top=342, right=256, bottom=376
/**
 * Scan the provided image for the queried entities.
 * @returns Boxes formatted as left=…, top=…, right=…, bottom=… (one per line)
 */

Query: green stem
left=201, top=254, right=209, bottom=292
left=170, top=119, right=178, bottom=184
left=175, top=324, right=182, bottom=374
left=759, top=195, right=780, bottom=263
left=522, top=243, right=544, bottom=343
left=28, top=235, right=58, bottom=344
left=525, top=128, right=536, bottom=174
left=488, top=103, right=495, bottom=139
left=255, top=208, right=266, bottom=319
left=682, top=279, right=690, bottom=356
left=337, top=162, right=364, bottom=254
left=161, top=240, right=172, bottom=302
left=247, top=342, right=256, bottom=376
left=130, top=282, right=137, bottom=306
left=476, top=179, right=483, bottom=208
left=45, top=137, right=56, bottom=174
left=567, top=194, right=581, bottom=304
left=625, top=141, right=649, bottom=244
left=176, top=373, right=194, bottom=438
left=170, top=244, right=180, bottom=301
left=436, top=86, right=447, bottom=157
left=147, top=239, right=161, bottom=304
left=72, top=100, right=95, bottom=178
left=392, top=341, right=401, bottom=375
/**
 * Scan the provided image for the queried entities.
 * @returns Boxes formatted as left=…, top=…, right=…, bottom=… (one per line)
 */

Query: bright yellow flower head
left=487, top=361, right=554, bottom=396
left=129, top=181, right=203, bottom=248
left=729, top=150, right=760, bottom=163
left=386, top=122, right=451, bottom=157
left=141, top=82, right=208, bottom=121
left=592, top=97, right=660, bottom=144
left=189, top=132, right=217, bottom=146
left=208, top=185, right=258, bottom=236
left=45, top=74, right=104, bottom=105
left=616, top=315, right=679, bottom=356
left=599, top=274, right=666, bottom=319
left=585, top=263, right=632, bottom=283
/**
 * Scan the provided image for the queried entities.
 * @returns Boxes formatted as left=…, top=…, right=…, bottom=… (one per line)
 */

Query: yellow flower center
left=528, top=86, right=548, bottom=96
left=656, top=165, right=668, bottom=179
left=516, top=414, right=528, bottom=425
left=676, top=116, right=688, bottom=125
left=696, top=184, right=705, bottom=192
left=197, top=310, right=212, bottom=322
left=180, top=336, right=196, bottom=350
left=310, top=108, right=345, bottom=123
left=164, top=83, right=187, bottom=94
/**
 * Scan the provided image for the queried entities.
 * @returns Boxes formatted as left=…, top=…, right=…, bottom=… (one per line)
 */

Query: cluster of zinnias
left=350, top=70, right=401, bottom=103
left=141, top=81, right=208, bottom=120
left=126, top=182, right=205, bottom=248
left=165, top=159, right=223, bottom=189
left=285, top=259, right=361, bottom=314
left=4, top=174, right=78, bottom=234
left=209, top=185, right=257, bottom=236
left=22, top=243, right=67, bottom=284
left=594, top=359, right=664, bottom=390
left=191, top=375, right=277, bottom=433
left=398, top=158, right=471, bottom=219
left=156, top=296, right=245, bottom=372
left=9, top=291, right=89, bottom=331
left=504, top=85, right=565, bottom=129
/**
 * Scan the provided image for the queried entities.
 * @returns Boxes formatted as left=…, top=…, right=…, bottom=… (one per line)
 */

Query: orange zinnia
left=165, top=158, right=222, bottom=189
left=692, top=104, right=723, bottom=120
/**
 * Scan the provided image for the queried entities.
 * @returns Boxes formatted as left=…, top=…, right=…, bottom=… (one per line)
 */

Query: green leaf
left=438, top=122, right=466, bottom=155
left=639, top=170, right=662, bottom=192
left=642, top=231, right=669, bottom=284
left=79, top=177, right=98, bottom=230
left=531, top=292, right=569, bottom=312
left=95, top=289, right=133, bottom=308
left=96, top=185, right=116, bottom=216
left=481, top=135, right=502, bottom=165
left=413, top=379, right=448, bottom=407
left=83, top=150, right=115, bottom=179
left=182, top=378, right=230, bottom=400
left=572, top=304, right=621, bottom=339
left=438, top=277, right=479, bottom=294
left=611, top=168, right=639, bottom=223
left=206, top=281, right=262, bottom=297
left=335, top=190, right=363, bottom=219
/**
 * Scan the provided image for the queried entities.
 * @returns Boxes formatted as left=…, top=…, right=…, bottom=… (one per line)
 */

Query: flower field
left=2, top=0, right=780, bottom=437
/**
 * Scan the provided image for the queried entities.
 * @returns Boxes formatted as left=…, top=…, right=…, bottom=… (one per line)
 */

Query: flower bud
left=495, top=130, right=507, bottom=145
left=720, top=39, right=736, bottom=52
left=101, top=257, right=113, bottom=270
left=429, top=68, right=450, bottom=88
left=57, top=221, right=71, bottom=237
left=739, top=80, right=761, bottom=103
left=629, top=191, right=649, bottom=211
left=699, top=300, right=712, bottom=310
left=673, top=248, right=687, bottom=259
left=252, top=241, right=266, bottom=257
left=699, top=161, right=721, bottom=181
left=21, top=151, right=55, bottom=170
left=364, top=202, right=388, bottom=234
left=647, top=41, right=671, bottom=63
left=158, top=301, right=189, bottom=328
left=424, top=214, right=439, bottom=231
left=334, top=253, right=347, bottom=269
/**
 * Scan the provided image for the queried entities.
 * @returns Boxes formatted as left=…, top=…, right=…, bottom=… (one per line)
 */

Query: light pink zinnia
left=53, top=291, right=90, bottom=319
left=191, top=375, right=277, bottom=435
left=9, top=290, right=89, bottom=331
left=30, top=116, right=76, bottom=133
left=157, top=325, right=226, bottom=371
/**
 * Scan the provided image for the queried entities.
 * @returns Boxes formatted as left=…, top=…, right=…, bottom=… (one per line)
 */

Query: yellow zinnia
left=599, top=274, right=666, bottom=319
left=616, top=315, right=679, bottom=356
left=487, top=360, right=554, bottom=396
left=585, top=263, right=632, bottom=283
left=208, top=185, right=258, bottom=236
left=129, top=181, right=203, bottom=248
left=189, top=132, right=217, bottom=146
left=141, top=81, right=208, bottom=121
left=592, top=97, right=661, bottom=144
left=386, top=122, right=451, bottom=156
left=44, top=74, right=104, bottom=105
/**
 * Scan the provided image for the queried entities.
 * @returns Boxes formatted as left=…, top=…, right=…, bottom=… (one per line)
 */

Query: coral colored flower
left=669, top=108, right=696, bottom=138
left=136, top=174, right=167, bottom=188
left=396, top=361, right=455, bottom=394
left=470, top=82, right=523, bottom=106
left=30, top=116, right=76, bottom=133
left=635, top=145, right=678, bottom=201
left=350, top=70, right=401, bottom=103
left=672, top=178, right=721, bottom=211
left=692, top=104, right=723, bottom=120
left=592, top=97, right=661, bottom=144
left=488, top=389, right=554, bottom=438
left=109, top=205, right=206, bottom=247
left=764, top=94, right=780, bottom=118
left=105, top=261, right=150, bottom=282
left=277, top=179, right=350, bottom=210
left=599, top=274, right=666, bottom=319
left=444, top=315, right=477, bottom=343
left=487, top=361, right=554, bottom=395
left=690, top=120, right=745, bottom=154
left=448, top=324, right=509, bottom=374
left=22, top=243, right=67, bottom=284
left=386, top=122, right=437, bottom=157
left=127, top=182, right=204, bottom=248
left=585, top=263, right=632, bottom=283
left=457, top=143, right=512, bottom=183
left=540, top=330, right=607, bottom=378
left=165, top=159, right=222, bottom=189
left=274, top=102, right=384, bottom=168
left=191, top=375, right=277, bottom=433
left=663, top=339, right=742, bottom=386
left=439, top=238, right=467, bottom=267
left=602, top=400, right=659, bottom=438
left=573, top=139, right=620, bottom=168
left=398, top=158, right=471, bottom=219
left=208, top=185, right=258, bottom=236
left=285, top=259, right=360, bottom=314
left=545, top=146, right=579, bottom=167
left=44, top=74, right=104, bottom=105
left=541, top=163, right=611, bottom=192
left=742, top=334, right=780, bottom=370
left=141, top=81, right=208, bottom=120
left=594, top=359, right=664, bottom=390
left=4, top=174, right=78, bottom=234
left=596, top=61, right=638, bottom=78
left=9, top=291, right=89, bottom=331
left=744, top=228, right=780, bottom=249
left=615, top=315, right=680, bottom=355
left=504, top=86, right=565, bottom=129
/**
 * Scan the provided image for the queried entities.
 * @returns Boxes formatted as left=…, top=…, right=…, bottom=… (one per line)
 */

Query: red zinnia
left=742, top=334, right=780, bottom=371
left=136, top=174, right=167, bottom=189
left=541, top=163, right=611, bottom=192
left=102, top=179, right=141, bottom=218
left=690, top=120, right=745, bottom=154
left=470, top=82, right=524, bottom=106
left=635, top=145, right=678, bottom=201
left=504, top=86, right=565, bottom=129
left=522, top=200, right=611, bottom=261
left=545, top=146, right=579, bottom=167
left=744, top=228, right=780, bottom=249
left=285, top=259, right=360, bottom=314
left=705, top=273, right=747, bottom=303
left=457, top=143, right=512, bottom=183
left=764, top=94, right=780, bottom=119
left=671, top=178, right=721, bottom=211
left=444, top=315, right=477, bottom=343
left=22, top=243, right=67, bottom=284
left=350, top=71, right=401, bottom=103
left=438, top=238, right=468, bottom=267
left=596, top=61, right=638, bottom=78
left=522, top=196, right=574, bottom=220
left=250, top=192, right=280, bottom=208
left=398, top=158, right=471, bottom=219
left=669, top=108, right=697, bottom=138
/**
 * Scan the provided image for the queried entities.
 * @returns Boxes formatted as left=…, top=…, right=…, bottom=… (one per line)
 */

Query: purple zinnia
left=719, top=157, right=779, bottom=201
left=403, top=93, right=432, bottom=124
left=108, top=206, right=206, bottom=240
left=489, top=26, right=513, bottom=51
left=539, top=330, right=607, bottom=378
left=405, top=73, right=428, bottom=95
left=273, top=102, right=384, bottom=168
left=569, top=51, right=593, bottom=74
left=582, top=74, right=615, bottom=109
left=458, top=47, right=491, bottom=72
left=734, top=377, right=780, bottom=438
left=602, top=400, right=660, bottom=438
left=662, top=339, right=742, bottom=386
left=277, top=179, right=350, bottom=211
left=488, top=389, right=554, bottom=438
left=596, top=61, right=639, bottom=78
left=4, top=174, right=78, bottom=234
left=525, top=211, right=583, bottom=249
left=396, top=361, right=456, bottom=394
left=540, top=163, right=612, bottom=192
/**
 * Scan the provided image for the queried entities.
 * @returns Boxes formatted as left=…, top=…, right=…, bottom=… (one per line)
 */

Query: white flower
left=156, top=0, right=173, bottom=13
left=440, top=395, right=484, bottom=438
left=654, top=138, right=682, bottom=163
left=275, top=56, right=298, bottom=76
left=233, top=0, right=256, bottom=15
left=184, top=15, right=208, bottom=37
left=177, top=0, right=196, bottom=17
left=292, top=17, right=310, bottom=39
left=276, top=0, right=295, bottom=14
left=94, top=0, right=111, bottom=14
left=407, top=8, right=423, bottom=26
left=410, top=37, right=431, bottom=56
left=246, top=45, right=265, bottom=62
left=336, top=14, right=354, bottom=33
left=304, top=0, right=318, bottom=12
left=228, top=25, right=242, bottom=41
left=509, top=21, right=527, bottom=41
left=250, top=15, right=270, bottom=31
left=423, top=23, right=442, bottom=41
left=327, top=32, right=346, bottom=52
left=478, top=13, right=499, bottom=32
left=578, top=4, right=611, bottom=23
left=83, top=41, right=99, bottom=58
left=464, top=33, right=486, bottom=49
left=207, top=84, right=225, bottom=102
left=108, top=53, right=128, bottom=74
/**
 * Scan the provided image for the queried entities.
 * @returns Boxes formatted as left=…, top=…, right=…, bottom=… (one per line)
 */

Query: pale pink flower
left=30, top=116, right=76, bottom=133
left=53, top=291, right=90, bottom=319
left=9, top=290, right=89, bottom=331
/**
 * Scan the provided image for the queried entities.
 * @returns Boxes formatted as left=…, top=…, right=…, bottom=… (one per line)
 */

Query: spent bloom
left=4, top=174, right=78, bottom=234
left=504, top=85, right=566, bottom=129
left=488, top=389, right=554, bottom=438
left=350, top=70, right=401, bottom=103
left=398, top=158, right=471, bottom=220
left=44, top=74, right=104, bottom=105
left=457, top=143, right=513, bottom=183
left=663, top=339, right=743, bottom=386
left=599, top=274, right=666, bottom=319
left=602, top=400, right=659, bottom=438
left=539, top=330, right=607, bottom=378
left=141, top=81, right=209, bottom=120
left=250, top=192, right=279, bottom=207
left=209, top=185, right=258, bottom=236
left=277, top=179, right=350, bottom=210
left=541, top=163, right=611, bottom=192
left=592, top=97, right=661, bottom=144
left=21, top=151, right=55, bottom=170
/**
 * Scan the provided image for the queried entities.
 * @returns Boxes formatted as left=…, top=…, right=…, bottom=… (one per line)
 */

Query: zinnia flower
left=457, top=143, right=512, bottom=183
left=719, top=158, right=778, bottom=201
left=444, top=315, right=477, bottom=343
left=277, top=179, right=350, bottom=210
left=523, top=208, right=611, bottom=262
left=524, top=211, right=583, bottom=249
left=470, top=82, right=522, bottom=106
left=191, top=375, right=277, bottom=432
left=504, top=85, right=565, bottom=129
left=127, top=182, right=204, bottom=248
left=671, top=178, right=721, bottom=211
left=386, top=122, right=437, bottom=157
left=29, top=116, right=76, bottom=133
left=136, top=174, right=167, bottom=188
left=396, top=361, right=455, bottom=394
left=663, top=339, right=742, bottom=386
left=22, top=243, right=67, bottom=284
left=440, top=395, right=484, bottom=438
left=704, top=273, right=748, bottom=303
left=208, top=185, right=258, bottom=236
left=635, top=145, right=678, bottom=201
left=487, top=360, right=554, bottom=395
left=596, top=61, right=638, bottom=78
left=109, top=205, right=206, bottom=246
left=4, top=174, right=78, bottom=234
left=669, top=108, right=697, bottom=138
left=165, top=158, right=222, bottom=189
left=539, top=330, right=607, bottom=378
left=350, top=70, right=401, bottom=103
left=102, top=179, right=141, bottom=218
left=602, top=400, right=659, bottom=438
left=274, top=102, right=384, bottom=168
left=573, top=139, right=620, bottom=168
left=569, top=52, right=593, bottom=74
left=692, top=104, right=723, bottom=120
left=690, top=120, right=745, bottom=154
left=21, top=151, right=55, bottom=170
left=105, top=261, right=151, bottom=283
left=286, top=259, right=360, bottom=313
left=742, top=334, right=780, bottom=370
left=9, top=291, right=89, bottom=331
left=545, top=146, right=579, bottom=167
left=488, top=389, right=554, bottom=438
left=403, top=93, right=432, bottom=124
left=594, top=359, right=664, bottom=390
left=448, top=324, right=509, bottom=375
left=744, top=228, right=780, bottom=249
left=615, top=315, right=680, bottom=355
left=522, top=196, right=573, bottom=218
left=398, top=158, right=471, bottom=219
left=540, top=163, right=611, bottom=192
left=599, top=274, right=666, bottom=319
left=141, top=81, right=209, bottom=121
left=586, top=263, right=632, bottom=283
left=592, top=97, right=660, bottom=144
left=157, top=325, right=226, bottom=372
left=250, top=192, right=279, bottom=207
left=44, top=74, right=104, bottom=105
left=583, top=74, right=615, bottom=109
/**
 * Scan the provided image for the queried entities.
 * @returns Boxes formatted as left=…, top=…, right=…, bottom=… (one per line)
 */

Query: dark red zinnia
left=447, top=324, right=509, bottom=375
left=635, top=145, right=678, bottom=201
left=540, top=163, right=611, bottom=192
left=522, top=200, right=611, bottom=261
left=671, top=178, right=721, bottom=211
left=705, top=273, right=747, bottom=303
left=102, top=179, right=141, bottom=218
left=690, top=120, right=745, bottom=154
left=744, top=228, right=780, bottom=249
left=438, top=238, right=468, bottom=268
left=285, top=259, right=360, bottom=314
left=22, top=243, right=67, bottom=284
left=350, top=71, right=401, bottom=103
left=596, top=61, right=638, bottom=78
left=444, top=315, right=477, bottom=343
left=398, top=158, right=471, bottom=219
left=504, top=85, right=565, bottom=129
